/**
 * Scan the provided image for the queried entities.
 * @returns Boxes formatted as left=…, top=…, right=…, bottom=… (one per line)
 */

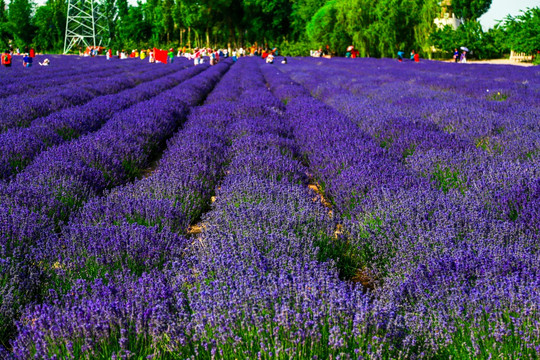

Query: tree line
left=0, top=0, right=538, bottom=59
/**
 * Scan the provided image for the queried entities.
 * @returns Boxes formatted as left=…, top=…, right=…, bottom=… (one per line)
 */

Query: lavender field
left=1, top=55, right=539, bottom=359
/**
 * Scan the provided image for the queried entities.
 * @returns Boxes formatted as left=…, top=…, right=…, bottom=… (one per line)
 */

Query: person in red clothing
left=1, top=50, right=12, bottom=67
left=414, top=52, right=420, bottom=62
left=29, top=48, right=35, bottom=58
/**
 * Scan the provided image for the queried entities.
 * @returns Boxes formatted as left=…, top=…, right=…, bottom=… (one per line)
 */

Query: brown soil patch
left=307, top=183, right=333, bottom=210
left=187, top=224, right=204, bottom=235
left=352, top=267, right=375, bottom=290
left=333, top=223, right=343, bottom=239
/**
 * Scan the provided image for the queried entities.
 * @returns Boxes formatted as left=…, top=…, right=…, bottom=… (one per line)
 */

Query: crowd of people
left=99, top=44, right=285, bottom=66
left=397, top=49, right=420, bottom=62
left=3, top=42, right=471, bottom=70
left=1, top=47, right=49, bottom=68
left=453, top=48, right=468, bottom=63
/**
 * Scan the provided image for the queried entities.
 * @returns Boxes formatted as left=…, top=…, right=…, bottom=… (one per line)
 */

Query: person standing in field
left=193, top=48, right=202, bottom=65
left=460, top=51, right=467, bottom=63
left=1, top=50, right=12, bottom=67
left=23, top=53, right=33, bottom=67
left=209, top=49, right=216, bottom=65
left=168, top=48, right=174, bottom=63
left=29, top=48, right=35, bottom=58
left=453, top=48, right=459, bottom=63
left=414, top=51, right=420, bottom=62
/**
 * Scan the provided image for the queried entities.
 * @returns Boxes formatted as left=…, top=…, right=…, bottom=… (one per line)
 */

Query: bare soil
left=441, top=59, right=535, bottom=67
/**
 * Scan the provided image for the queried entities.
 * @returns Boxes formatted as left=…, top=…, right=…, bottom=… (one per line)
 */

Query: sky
left=479, top=0, right=539, bottom=30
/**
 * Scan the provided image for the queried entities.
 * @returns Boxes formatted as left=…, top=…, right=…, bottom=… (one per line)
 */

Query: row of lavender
left=8, top=57, right=251, bottom=359
left=0, top=58, right=134, bottom=99
left=291, top=58, right=539, bottom=160
left=280, top=58, right=539, bottom=240
left=5, top=56, right=255, bottom=358
left=0, top=60, right=199, bottom=179
left=2, top=56, right=537, bottom=358
left=0, top=57, right=192, bottom=133
left=5, top=57, right=379, bottom=359
left=181, top=62, right=378, bottom=358
left=0, top=55, right=117, bottom=94
left=0, top=60, right=231, bottom=350
left=270, top=59, right=540, bottom=357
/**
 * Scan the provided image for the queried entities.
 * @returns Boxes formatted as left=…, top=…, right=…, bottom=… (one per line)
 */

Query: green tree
left=102, top=0, right=119, bottom=48
left=0, top=0, right=10, bottom=50
left=126, top=4, right=152, bottom=47
left=306, top=0, right=351, bottom=55
left=162, top=0, right=174, bottom=43
left=430, top=20, right=502, bottom=59
left=290, top=0, right=327, bottom=40
left=452, top=0, right=492, bottom=21
left=502, top=7, right=540, bottom=55
left=8, top=0, right=35, bottom=46
left=32, top=0, right=66, bottom=52
left=307, top=0, right=439, bottom=58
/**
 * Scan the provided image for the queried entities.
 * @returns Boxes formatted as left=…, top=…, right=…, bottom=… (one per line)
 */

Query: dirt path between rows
left=440, top=59, right=535, bottom=67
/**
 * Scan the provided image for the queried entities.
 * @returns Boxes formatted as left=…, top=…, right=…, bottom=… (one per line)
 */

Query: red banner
left=154, top=48, right=168, bottom=64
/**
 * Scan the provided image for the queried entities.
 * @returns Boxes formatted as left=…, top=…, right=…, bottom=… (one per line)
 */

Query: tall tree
left=290, top=0, right=327, bottom=40
left=306, top=0, right=351, bottom=54
left=452, top=0, right=492, bottom=22
left=0, top=0, right=10, bottom=50
left=32, top=0, right=66, bottom=52
left=502, top=7, right=540, bottom=55
left=8, top=0, right=35, bottom=46
left=162, top=0, right=174, bottom=43
left=307, top=0, right=439, bottom=57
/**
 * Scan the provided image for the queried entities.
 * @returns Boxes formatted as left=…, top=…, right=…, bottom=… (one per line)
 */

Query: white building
left=434, top=0, right=463, bottom=30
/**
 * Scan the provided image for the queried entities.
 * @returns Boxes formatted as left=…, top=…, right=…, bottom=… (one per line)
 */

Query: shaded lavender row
left=280, top=59, right=540, bottom=237
left=300, top=56, right=540, bottom=109
left=0, top=55, right=94, bottom=88
left=45, top=58, right=250, bottom=284
left=0, top=58, right=136, bottom=99
left=9, top=57, right=382, bottom=359
left=0, top=61, right=231, bottom=349
left=0, top=61, right=201, bottom=180
left=180, top=85, right=379, bottom=358
left=288, top=58, right=539, bottom=161
left=2, top=60, right=229, bottom=226
left=265, top=61, right=540, bottom=356
left=0, top=55, right=114, bottom=80
left=0, top=58, right=187, bottom=133
left=4, top=57, right=538, bottom=358
left=6, top=57, right=250, bottom=358
left=317, top=58, right=540, bottom=171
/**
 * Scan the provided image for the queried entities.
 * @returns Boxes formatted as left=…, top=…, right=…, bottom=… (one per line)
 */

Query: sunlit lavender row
left=1, top=56, right=539, bottom=359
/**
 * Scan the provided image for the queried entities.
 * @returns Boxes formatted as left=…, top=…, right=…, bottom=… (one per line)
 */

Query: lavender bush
left=1, top=55, right=539, bottom=358
left=0, top=58, right=231, bottom=350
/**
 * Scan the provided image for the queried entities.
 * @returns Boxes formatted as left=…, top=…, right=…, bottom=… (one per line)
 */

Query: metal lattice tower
left=63, top=0, right=111, bottom=54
